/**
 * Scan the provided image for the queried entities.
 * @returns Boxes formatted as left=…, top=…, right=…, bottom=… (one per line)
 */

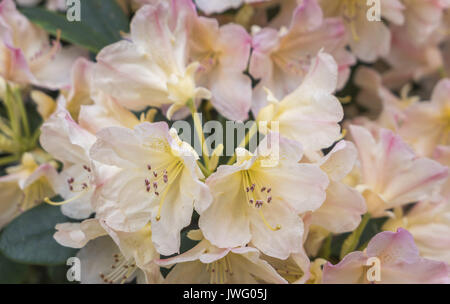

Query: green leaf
left=21, top=0, right=129, bottom=53
left=317, top=233, right=332, bottom=261
left=0, top=252, right=28, bottom=283
left=0, top=203, right=78, bottom=266
left=340, top=213, right=371, bottom=259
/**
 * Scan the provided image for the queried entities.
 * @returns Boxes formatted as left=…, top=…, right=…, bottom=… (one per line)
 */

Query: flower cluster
left=0, top=0, right=449, bottom=284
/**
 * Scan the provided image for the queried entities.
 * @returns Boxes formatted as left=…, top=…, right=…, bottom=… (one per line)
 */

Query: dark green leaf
left=21, top=0, right=129, bottom=53
left=0, top=203, right=78, bottom=266
left=0, top=252, right=28, bottom=283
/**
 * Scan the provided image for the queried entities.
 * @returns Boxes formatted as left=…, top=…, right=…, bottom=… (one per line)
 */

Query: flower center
left=195, top=51, right=220, bottom=75
left=44, top=163, right=92, bottom=206
left=242, top=170, right=281, bottom=231
left=271, top=51, right=311, bottom=77
left=143, top=160, right=184, bottom=221
left=99, top=253, right=137, bottom=284
left=274, top=264, right=304, bottom=283
left=206, top=255, right=233, bottom=284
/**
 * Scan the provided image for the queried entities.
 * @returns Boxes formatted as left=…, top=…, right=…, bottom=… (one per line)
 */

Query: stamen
left=259, top=209, right=281, bottom=231
left=44, top=188, right=89, bottom=206
left=99, top=254, right=137, bottom=284
left=206, top=255, right=233, bottom=284
left=242, top=170, right=281, bottom=231
left=150, top=161, right=184, bottom=221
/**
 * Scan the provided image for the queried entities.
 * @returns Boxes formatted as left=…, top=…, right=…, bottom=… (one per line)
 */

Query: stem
left=197, top=160, right=209, bottom=178
left=3, top=85, right=20, bottom=141
left=187, top=99, right=211, bottom=173
left=12, top=86, right=30, bottom=138
left=226, top=122, right=257, bottom=165
left=317, top=233, right=333, bottom=261
left=340, top=213, right=371, bottom=259
left=0, top=154, right=19, bottom=166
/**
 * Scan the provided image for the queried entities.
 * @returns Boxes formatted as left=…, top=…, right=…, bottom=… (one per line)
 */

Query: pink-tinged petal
left=130, top=1, right=194, bottom=69
left=289, top=0, right=323, bottom=33
left=191, top=20, right=251, bottom=121
left=32, top=45, right=88, bottom=90
left=54, top=219, right=107, bottom=248
left=399, top=103, right=444, bottom=157
left=349, top=17, right=391, bottom=63
left=350, top=125, right=448, bottom=212
left=250, top=8, right=350, bottom=114
left=349, top=125, right=378, bottom=184
left=311, top=181, right=366, bottom=233
left=431, top=78, right=450, bottom=108
left=217, top=23, right=251, bottom=73
left=319, top=140, right=357, bottom=182
left=380, top=0, right=405, bottom=25
left=94, top=40, right=169, bottom=110
left=90, top=122, right=170, bottom=169
left=376, top=129, right=448, bottom=205
left=402, top=0, right=444, bottom=45
left=40, top=106, right=96, bottom=166
left=208, top=68, right=251, bottom=121
left=297, top=50, right=338, bottom=95
left=249, top=202, right=304, bottom=259
left=381, top=258, right=449, bottom=284
left=367, top=228, right=420, bottom=265
left=0, top=44, right=35, bottom=84
left=368, top=229, right=450, bottom=284
left=322, top=251, right=367, bottom=284
left=79, top=93, right=139, bottom=134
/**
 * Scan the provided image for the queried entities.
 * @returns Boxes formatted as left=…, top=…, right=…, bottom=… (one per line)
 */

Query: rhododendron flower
left=401, top=0, right=450, bottom=46
left=54, top=219, right=163, bottom=284
left=156, top=230, right=287, bottom=284
left=256, top=51, right=343, bottom=156
left=261, top=251, right=310, bottom=284
left=383, top=200, right=450, bottom=264
left=78, top=92, right=141, bottom=134
left=432, top=145, right=450, bottom=201
left=382, top=146, right=450, bottom=264
left=250, top=0, right=354, bottom=113
left=93, top=1, right=210, bottom=119
left=190, top=17, right=252, bottom=121
left=309, top=140, right=366, bottom=233
left=40, top=106, right=121, bottom=219
left=89, top=122, right=212, bottom=255
left=353, top=66, right=420, bottom=130
left=322, top=228, right=450, bottom=284
left=399, top=79, right=450, bottom=157
left=0, top=152, right=57, bottom=228
left=319, top=0, right=404, bottom=62
left=64, top=58, right=95, bottom=120
left=383, top=26, right=444, bottom=89
left=0, top=0, right=86, bottom=89
left=350, top=125, right=448, bottom=217
left=199, top=132, right=329, bottom=259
